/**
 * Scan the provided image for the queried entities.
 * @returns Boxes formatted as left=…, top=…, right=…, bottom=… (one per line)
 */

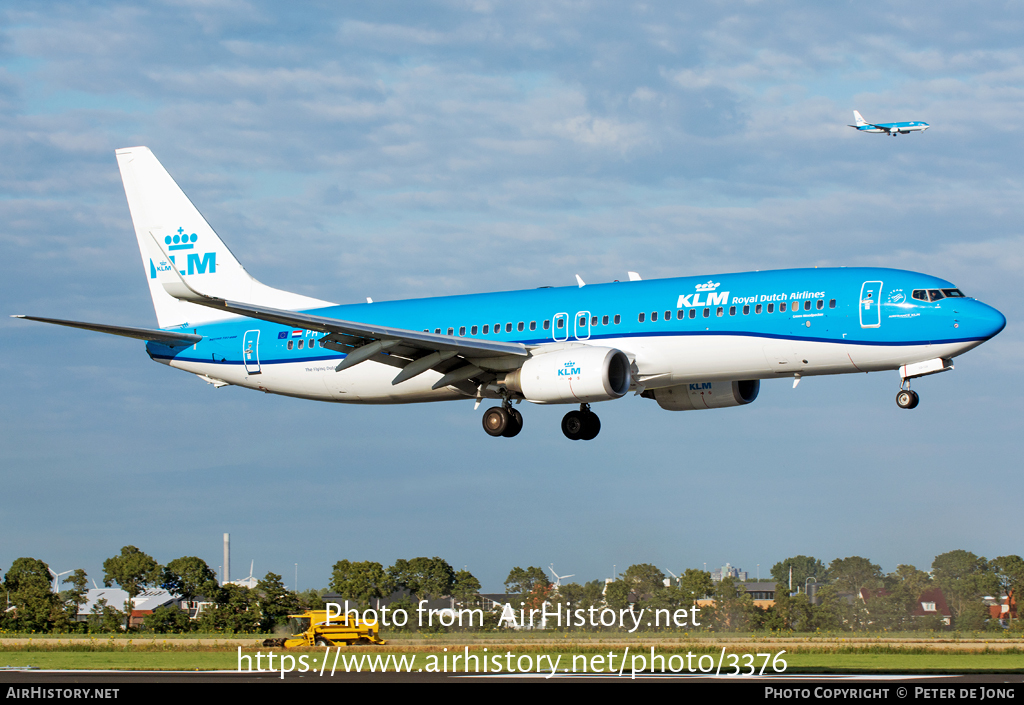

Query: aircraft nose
left=969, top=301, right=1005, bottom=339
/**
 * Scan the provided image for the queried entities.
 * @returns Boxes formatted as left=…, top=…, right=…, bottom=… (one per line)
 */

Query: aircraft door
left=243, top=330, right=261, bottom=374
left=553, top=312, right=569, bottom=342
left=859, top=281, right=882, bottom=328
left=574, top=310, right=591, bottom=340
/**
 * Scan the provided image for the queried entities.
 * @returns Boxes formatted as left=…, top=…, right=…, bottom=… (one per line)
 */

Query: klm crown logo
left=695, top=280, right=720, bottom=292
left=149, top=226, right=217, bottom=279
left=166, top=227, right=198, bottom=250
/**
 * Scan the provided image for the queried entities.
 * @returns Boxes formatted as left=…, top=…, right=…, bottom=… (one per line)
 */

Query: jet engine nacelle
left=503, top=347, right=632, bottom=404
left=642, top=380, right=759, bottom=411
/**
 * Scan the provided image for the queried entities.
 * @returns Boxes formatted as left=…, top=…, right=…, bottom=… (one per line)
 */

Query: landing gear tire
left=502, top=408, right=523, bottom=438
left=896, top=389, right=919, bottom=409
left=483, top=406, right=510, bottom=436
left=561, top=411, right=584, bottom=440
left=562, top=407, right=601, bottom=441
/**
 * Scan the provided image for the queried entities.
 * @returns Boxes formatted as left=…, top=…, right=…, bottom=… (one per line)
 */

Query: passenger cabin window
left=434, top=328, right=441, bottom=334
left=743, top=305, right=749, bottom=315
left=530, top=321, right=537, bottom=331
left=543, top=320, right=550, bottom=330
left=677, top=310, right=684, bottom=320
left=638, top=312, right=646, bottom=323
left=602, top=315, right=609, bottom=325
left=448, top=327, right=454, bottom=336
left=804, top=300, right=811, bottom=311
left=689, top=309, right=696, bottom=319
left=756, top=304, right=762, bottom=314
left=716, top=307, right=724, bottom=317
left=651, top=311, right=658, bottom=322
left=767, top=303, right=774, bottom=313
left=729, top=306, right=736, bottom=316
left=816, top=299, right=824, bottom=310
left=298, top=340, right=304, bottom=349
left=505, top=323, right=512, bottom=333
left=703, top=308, right=710, bottom=318
left=829, top=299, right=836, bottom=308
left=287, top=341, right=293, bottom=350
left=591, top=316, right=597, bottom=326
left=664, top=310, right=671, bottom=321
left=780, top=302, right=787, bottom=312
left=517, top=322, right=524, bottom=332
left=613, top=314, right=621, bottom=324
left=471, top=325, right=477, bottom=335
left=483, top=325, right=489, bottom=334
left=459, top=326, right=466, bottom=336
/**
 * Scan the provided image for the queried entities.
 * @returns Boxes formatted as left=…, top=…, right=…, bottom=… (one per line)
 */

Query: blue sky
left=2, top=1, right=1022, bottom=593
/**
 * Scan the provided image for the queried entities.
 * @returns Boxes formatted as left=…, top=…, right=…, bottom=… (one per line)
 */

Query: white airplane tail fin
left=853, top=110, right=868, bottom=126
left=115, top=147, right=333, bottom=329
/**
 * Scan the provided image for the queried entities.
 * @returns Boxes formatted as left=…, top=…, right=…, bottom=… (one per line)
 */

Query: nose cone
left=969, top=300, right=1006, bottom=339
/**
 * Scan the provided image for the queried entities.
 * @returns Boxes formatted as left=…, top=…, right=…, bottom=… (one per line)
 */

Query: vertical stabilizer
left=115, top=147, right=333, bottom=329
left=853, top=110, right=867, bottom=126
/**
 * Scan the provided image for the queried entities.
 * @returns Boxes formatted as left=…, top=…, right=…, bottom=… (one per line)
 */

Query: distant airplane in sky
left=849, top=110, right=929, bottom=136
left=14, top=148, right=1004, bottom=441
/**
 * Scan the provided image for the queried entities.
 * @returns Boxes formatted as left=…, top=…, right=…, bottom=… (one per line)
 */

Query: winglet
left=575, top=274, right=586, bottom=288
left=627, top=271, right=642, bottom=281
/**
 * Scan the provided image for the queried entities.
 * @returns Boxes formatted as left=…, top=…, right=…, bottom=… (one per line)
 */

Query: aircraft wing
left=146, top=232, right=526, bottom=386
left=12, top=315, right=202, bottom=347
left=209, top=298, right=528, bottom=359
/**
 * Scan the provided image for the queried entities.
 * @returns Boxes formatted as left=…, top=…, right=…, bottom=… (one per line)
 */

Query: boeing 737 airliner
left=849, top=110, right=929, bottom=136
left=14, top=148, right=1004, bottom=440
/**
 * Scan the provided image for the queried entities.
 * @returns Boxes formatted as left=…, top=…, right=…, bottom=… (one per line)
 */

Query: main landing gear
left=561, top=404, right=601, bottom=441
left=481, top=399, right=602, bottom=440
left=896, top=380, right=920, bottom=410
left=482, top=395, right=523, bottom=438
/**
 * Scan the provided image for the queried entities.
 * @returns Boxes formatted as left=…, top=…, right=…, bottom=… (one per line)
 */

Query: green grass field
left=2, top=639, right=1023, bottom=674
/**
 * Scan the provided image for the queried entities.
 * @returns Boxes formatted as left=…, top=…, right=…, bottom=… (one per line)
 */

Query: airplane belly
left=628, top=335, right=776, bottom=383
left=764, top=340, right=857, bottom=376
left=322, top=360, right=465, bottom=404
left=846, top=341, right=975, bottom=372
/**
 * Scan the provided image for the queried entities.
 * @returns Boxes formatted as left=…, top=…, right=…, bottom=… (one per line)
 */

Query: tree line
left=2, top=548, right=1021, bottom=634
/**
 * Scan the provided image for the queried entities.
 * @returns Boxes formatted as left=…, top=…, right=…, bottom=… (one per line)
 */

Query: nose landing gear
left=896, top=381, right=920, bottom=409
left=561, top=404, right=601, bottom=441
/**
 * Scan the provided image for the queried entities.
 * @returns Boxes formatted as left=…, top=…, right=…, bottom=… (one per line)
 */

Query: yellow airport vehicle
left=263, top=609, right=386, bottom=647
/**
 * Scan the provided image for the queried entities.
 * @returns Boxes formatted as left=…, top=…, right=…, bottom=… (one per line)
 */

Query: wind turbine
left=240, top=560, right=256, bottom=588
left=48, top=568, right=73, bottom=593
left=548, top=564, right=574, bottom=587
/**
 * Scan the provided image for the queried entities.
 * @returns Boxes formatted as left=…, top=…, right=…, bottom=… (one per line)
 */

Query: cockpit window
left=912, top=288, right=967, bottom=302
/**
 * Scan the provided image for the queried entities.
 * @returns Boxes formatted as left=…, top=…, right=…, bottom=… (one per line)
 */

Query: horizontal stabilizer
left=12, top=315, right=202, bottom=347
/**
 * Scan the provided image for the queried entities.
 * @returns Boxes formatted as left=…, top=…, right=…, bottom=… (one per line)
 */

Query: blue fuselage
left=148, top=267, right=1004, bottom=379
